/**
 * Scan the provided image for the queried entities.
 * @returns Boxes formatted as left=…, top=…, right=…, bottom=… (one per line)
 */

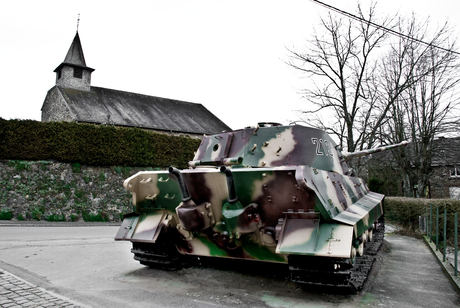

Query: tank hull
left=115, top=166, right=383, bottom=262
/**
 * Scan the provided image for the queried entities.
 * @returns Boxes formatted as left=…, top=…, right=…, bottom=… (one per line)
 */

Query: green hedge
left=0, top=118, right=201, bottom=168
left=385, top=197, right=460, bottom=245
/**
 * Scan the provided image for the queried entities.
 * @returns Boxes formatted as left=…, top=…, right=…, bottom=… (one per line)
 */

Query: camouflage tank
left=115, top=122, right=408, bottom=291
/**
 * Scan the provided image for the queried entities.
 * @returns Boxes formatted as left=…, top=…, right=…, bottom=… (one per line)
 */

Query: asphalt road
left=0, top=224, right=459, bottom=308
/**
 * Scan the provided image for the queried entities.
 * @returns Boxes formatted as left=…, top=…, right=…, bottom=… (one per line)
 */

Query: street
left=0, top=224, right=459, bottom=308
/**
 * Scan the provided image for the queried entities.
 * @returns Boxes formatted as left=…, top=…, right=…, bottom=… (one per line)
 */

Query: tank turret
left=115, top=123, right=408, bottom=292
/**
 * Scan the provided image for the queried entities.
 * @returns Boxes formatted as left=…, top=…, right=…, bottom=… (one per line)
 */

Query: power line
left=308, top=0, right=460, bottom=56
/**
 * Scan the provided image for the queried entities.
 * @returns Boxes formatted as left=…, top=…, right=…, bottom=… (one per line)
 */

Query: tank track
left=132, top=221, right=384, bottom=292
left=131, top=236, right=185, bottom=271
left=289, top=220, right=385, bottom=293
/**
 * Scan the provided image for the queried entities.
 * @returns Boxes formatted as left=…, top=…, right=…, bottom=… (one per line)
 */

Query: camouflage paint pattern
left=115, top=123, right=408, bottom=263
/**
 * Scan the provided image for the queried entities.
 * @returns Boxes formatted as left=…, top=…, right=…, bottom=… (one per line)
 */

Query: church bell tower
left=53, top=32, right=95, bottom=91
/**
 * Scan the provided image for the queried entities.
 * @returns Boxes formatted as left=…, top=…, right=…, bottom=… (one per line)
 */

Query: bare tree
left=382, top=17, right=460, bottom=197
left=287, top=2, right=460, bottom=195
left=287, top=3, right=393, bottom=153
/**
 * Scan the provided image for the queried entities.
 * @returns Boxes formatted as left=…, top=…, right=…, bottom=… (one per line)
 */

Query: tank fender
left=114, top=209, right=170, bottom=243
left=275, top=211, right=353, bottom=258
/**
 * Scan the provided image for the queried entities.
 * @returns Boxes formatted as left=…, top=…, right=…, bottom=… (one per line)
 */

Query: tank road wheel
left=363, top=231, right=369, bottom=247
left=357, top=240, right=364, bottom=256
left=350, top=246, right=357, bottom=266
left=368, top=229, right=373, bottom=242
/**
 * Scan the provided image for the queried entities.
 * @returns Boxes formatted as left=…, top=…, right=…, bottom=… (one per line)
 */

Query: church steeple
left=54, top=32, right=95, bottom=91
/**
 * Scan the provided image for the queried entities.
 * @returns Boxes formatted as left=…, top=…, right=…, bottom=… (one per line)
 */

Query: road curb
left=0, top=268, right=90, bottom=308
left=0, top=220, right=121, bottom=227
left=423, top=236, right=460, bottom=295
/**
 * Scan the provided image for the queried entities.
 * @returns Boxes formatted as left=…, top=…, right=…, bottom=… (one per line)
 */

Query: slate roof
left=54, top=32, right=94, bottom=72
left=57, top=86, right=231, bottom=135
left=431, top=137, right=460, bottom=166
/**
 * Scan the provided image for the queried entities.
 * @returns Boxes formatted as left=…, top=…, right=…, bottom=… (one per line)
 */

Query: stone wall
left=0, top=160, right=145, bottom=222
left=41, top=86, right=74, bottom=122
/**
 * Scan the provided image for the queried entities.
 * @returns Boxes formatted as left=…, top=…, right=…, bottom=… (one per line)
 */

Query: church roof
left=54, top=32, right=94, bottom=72
left=56, top=86, right=231, bottom=135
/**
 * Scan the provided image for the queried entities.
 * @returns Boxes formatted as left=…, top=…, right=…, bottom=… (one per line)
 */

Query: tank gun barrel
left=342, top=141, right=409, bottom=161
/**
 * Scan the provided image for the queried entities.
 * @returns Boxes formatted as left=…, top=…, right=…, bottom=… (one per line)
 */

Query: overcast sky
left=1, top=0, right=458, bottom=130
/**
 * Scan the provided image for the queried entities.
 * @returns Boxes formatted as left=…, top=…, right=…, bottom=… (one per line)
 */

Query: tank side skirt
left=298, top=166, right=384, bottom=236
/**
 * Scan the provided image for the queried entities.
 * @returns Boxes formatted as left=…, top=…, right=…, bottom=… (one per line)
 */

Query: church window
left=74, top=67, right=83, bottom=79
left=57, top=69, right=62, bottom=79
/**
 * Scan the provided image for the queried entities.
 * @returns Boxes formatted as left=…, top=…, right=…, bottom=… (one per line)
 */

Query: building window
left=73, top=67, right=83, bottom=79
left=450, top=167, right=460, bottom=178
left=57, top=69, right=62, bottom=79
left=450, top=187, right=460, bottom=200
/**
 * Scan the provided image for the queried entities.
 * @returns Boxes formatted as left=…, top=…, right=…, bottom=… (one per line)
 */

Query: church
left=41, top=32, right=231, bottom=138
